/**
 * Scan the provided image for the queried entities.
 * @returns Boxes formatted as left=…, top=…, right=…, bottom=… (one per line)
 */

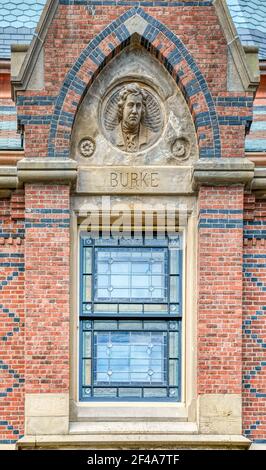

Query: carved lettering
left=109, top=171, right=160, bottom=190
left=151, top=172, right=159, bottom=187
left=110, top=172, right=118, bottom=187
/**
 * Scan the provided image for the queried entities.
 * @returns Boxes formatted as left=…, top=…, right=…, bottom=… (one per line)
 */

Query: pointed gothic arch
left=47, top=7, right=221, bottom=159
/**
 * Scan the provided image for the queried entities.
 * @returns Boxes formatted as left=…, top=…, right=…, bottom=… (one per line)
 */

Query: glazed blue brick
left=194, top=112, right=211, bottom=126
left=244, top=230, right=266, bottom=238
left=16, top=96, right=56, bottom=106
left=17, top=115, right=52, bottom=125
left=218, top=115, right=253, bottom=125
left=214, top=97, right=253, bottom=107
left=70, top=77, right=87, bottom=95
left=199, top=148, right=215, bottom=158
left=186, top=78, right=202, bottom=97
left=199, top=218, right=243, bottom=230
left=143, top=25, right=158, bottom=42
left=167, top=49, right=182, bottom=65
left=244, top=220, right=266, bottom=226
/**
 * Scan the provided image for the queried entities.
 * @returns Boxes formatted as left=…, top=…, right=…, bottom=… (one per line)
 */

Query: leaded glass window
left=79, top=235, right=182, bottom=401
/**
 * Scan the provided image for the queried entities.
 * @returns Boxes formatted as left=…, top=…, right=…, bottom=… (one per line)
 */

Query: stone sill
left=71, top=401, right=189, bottom=422
left=16, top=434, right=251, bottom=450
left=69, top=421, right=197, bottom=435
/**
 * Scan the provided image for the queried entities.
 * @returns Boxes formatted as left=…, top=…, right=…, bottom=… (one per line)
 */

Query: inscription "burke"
left=110, top=171, right=160, bottom=189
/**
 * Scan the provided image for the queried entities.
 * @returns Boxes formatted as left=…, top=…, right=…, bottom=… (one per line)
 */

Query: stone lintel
left=17, top=158, right=77, bottom=186
left=192, top=158, right=254, bottom=189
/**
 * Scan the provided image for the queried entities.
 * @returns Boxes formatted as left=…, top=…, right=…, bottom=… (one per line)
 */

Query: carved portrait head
left=117, top=83, right=147, bottom=129
left=103, top=82, right=163, bottom=153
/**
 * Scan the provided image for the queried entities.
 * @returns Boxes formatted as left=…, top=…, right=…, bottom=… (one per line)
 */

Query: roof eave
left=11, top=0, right=59, bottom=100
left=213, top=0, right=260, bottom=92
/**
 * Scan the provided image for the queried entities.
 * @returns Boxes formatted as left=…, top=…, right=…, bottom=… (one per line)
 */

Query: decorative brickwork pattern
left=0, top=194, right=25, bottom=444
left=243, top=195, right=266, bottom=443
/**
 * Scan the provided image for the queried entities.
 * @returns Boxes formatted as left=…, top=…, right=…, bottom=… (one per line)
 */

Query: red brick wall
left=198, top=186, right=244, bottom=395
left=24, top=184, right=70, bottom=393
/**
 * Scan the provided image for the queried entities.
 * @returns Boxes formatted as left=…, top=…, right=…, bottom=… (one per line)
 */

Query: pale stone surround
left=198, top=394, right=242, bottom=435
left=25, top=393, right=69, bottom=436
left=69, top=195, right=198, bottom=426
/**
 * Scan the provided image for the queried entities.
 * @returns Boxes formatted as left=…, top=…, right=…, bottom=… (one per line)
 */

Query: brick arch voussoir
left=48, top=7, right=221, bottom=159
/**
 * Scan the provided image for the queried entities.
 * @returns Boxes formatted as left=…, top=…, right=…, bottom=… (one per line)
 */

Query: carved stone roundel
left=79, top=137, right=96, bottom=157
left=101, top=82, right=164, bottom=153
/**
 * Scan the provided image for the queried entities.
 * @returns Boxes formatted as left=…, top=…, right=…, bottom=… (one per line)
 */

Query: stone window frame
left=69, top=202, right=197, bottom=424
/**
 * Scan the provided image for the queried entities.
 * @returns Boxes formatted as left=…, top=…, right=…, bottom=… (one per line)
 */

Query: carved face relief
left=70, top=47, right=198, bottom=166
left=102, top=82, right=163, bottom=153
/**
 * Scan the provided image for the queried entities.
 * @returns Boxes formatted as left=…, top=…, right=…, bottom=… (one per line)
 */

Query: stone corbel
left=17, top=158, right=78, bottom=187
left=192, top=158, right=254, bottom=190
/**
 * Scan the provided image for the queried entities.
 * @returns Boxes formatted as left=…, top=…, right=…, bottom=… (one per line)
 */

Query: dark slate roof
left=227, top=0, right=266, bottom=60
left=0, top=1, right=266, bottom=59
left=0, top=0, right=46, bottom=59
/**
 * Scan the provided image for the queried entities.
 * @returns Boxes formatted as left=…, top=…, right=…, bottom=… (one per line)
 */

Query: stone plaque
left=77, top=166, right=193, bottom=194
